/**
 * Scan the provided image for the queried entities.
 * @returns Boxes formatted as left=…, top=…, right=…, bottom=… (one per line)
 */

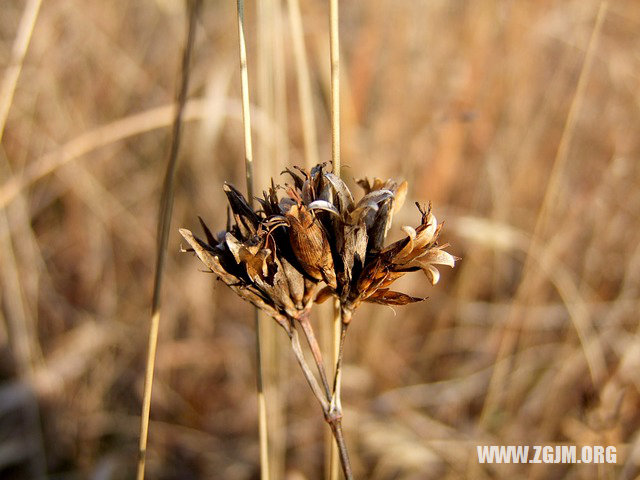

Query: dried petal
left=365, top=289, right=424, bottom=305
left=282, top=256, right=305, bottom=308
left=340, top=224, right=368, bottom=287
left=281, top=167, right=305, bottom=191
left=308, top=200, right=341, bottom=216
left=392, top=181, right=408, bottom=214
left=414, top=212, right=438, bottom=249
left=324, top=172, right=354, bottom=211
left=420, top=248, right=457, bottom=268
left=424, top=265, right=440, bottom=285
left=395, top=226, right=417, bottom=260
left=367, top=197, right=393, bottom=252
left=314, top=286, right=334, bottom=304
left=223, top=183, right=260, bottom=237
left=198, top=216, right=217, bottom=246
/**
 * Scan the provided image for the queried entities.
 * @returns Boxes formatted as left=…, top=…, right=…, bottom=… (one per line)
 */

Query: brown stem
left=330, top=320, right=349, bottom=412
left=298, top=313, right=332, bottom=399
left=137, top=3, right=200, bottom=480
left=325, top=316, right=352, bottom=478
left=288, top=327, right=329, bottom=412
left=327, top=416, right=353, bottom=480
left=279, top=312, right=354, bottom=478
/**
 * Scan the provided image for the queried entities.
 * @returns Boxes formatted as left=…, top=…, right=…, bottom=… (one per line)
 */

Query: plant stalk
left=298, top=313, right=332, bottom=399
left=330, top=318, right=348, bottom=414
left=287, top=0, right=319, bottom=169
left=136, top=0, right=202, bottom=480
left=288, top=326, right=330, bottom=412
left=237, top=1, right=270, bottom=478
left=329, top=0, right=341, bottom=475
left=327, top=417, right=353, bottom=480
left=136, top=3, right=200, bottom=479
left=286, top=319, right=353, bottom=479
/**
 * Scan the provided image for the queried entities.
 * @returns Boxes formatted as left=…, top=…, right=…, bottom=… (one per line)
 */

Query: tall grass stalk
left=257, top=0, right=289, bottom=476
left=272, top=3, right=289, bottom=477
left=0, top=0, right=41, bottom=143
left=136, top=2, right=200, bottom=479
left=236, top=1, right=271, bottom=478
left=256, top=3, right=274, bottom=478
left=328, top=0, right=345, bottom=478
left=287, top=0, right=320, bottom=169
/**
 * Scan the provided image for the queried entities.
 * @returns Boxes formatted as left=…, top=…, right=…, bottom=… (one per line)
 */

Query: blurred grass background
left=1, top=0, right=640, bottom=478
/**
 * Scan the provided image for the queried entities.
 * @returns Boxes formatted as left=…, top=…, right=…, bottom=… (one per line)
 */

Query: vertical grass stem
left=137, top=2, right=201, bottom=479
left=236, top=2, right=270, bottom=478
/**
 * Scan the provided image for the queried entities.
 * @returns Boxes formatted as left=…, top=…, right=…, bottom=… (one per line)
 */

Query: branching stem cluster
left=285, top=310, right=353, bottom=479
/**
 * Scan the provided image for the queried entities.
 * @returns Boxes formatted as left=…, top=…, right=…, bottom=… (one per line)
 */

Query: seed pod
left=286, top=204, right=337, bottom=288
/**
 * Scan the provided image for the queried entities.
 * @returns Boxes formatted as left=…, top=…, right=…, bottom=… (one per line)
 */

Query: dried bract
left=180, top=183, right=320, bottom=332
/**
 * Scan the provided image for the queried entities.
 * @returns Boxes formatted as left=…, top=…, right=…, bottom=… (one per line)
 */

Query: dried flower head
left=180, top=163, right=457, bottom=326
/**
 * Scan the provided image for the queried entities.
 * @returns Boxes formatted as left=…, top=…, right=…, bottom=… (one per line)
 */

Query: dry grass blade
left=136, top=2, right=201, bottom=479
left=237, top=0, right=255, bottom=200
left=328, top=1, right=343, bottom=478
left=287, top=0, right=320, bottom=169
left=0, top=0, right=42, bottom=143
left=271, top=5, right=289, bottom=476
left=236, top=1, right=270, bottom=478
left=329, top=0, right=341, bottom=176
left=256, top=0, right=288, bottom=475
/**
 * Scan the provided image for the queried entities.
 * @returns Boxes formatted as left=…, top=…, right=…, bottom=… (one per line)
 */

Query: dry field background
left=1, top=1, right=640, bottom=479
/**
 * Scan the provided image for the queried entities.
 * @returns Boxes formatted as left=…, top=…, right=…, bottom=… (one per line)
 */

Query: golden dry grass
left=1, top=1, right=640, bottom=479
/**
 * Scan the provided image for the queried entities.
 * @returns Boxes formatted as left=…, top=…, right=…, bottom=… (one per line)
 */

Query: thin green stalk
left=137, top=2, right=200, bottom=480
left=237, top=0, right=254, bottom=200
left=328, top=300, right=341, bottom=480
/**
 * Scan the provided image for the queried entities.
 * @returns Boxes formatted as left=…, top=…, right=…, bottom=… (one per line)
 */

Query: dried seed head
left=181, top=163, right=457, bottom=327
